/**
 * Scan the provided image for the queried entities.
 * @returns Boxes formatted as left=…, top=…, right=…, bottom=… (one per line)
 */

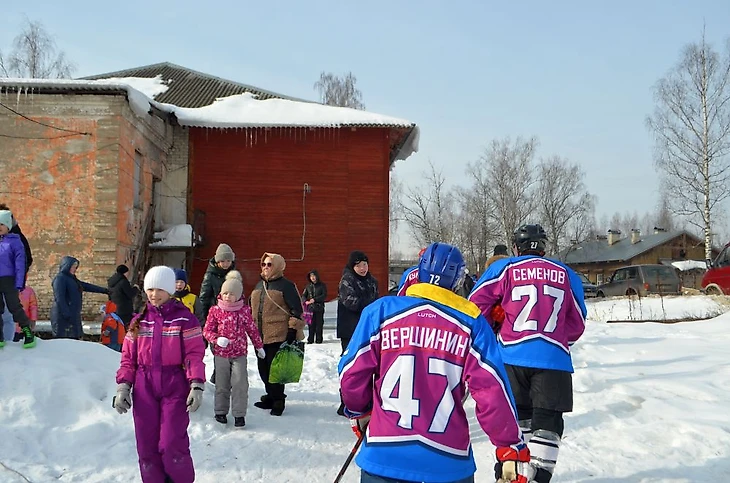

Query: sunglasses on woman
left=261, top=262, right=273, bottom=267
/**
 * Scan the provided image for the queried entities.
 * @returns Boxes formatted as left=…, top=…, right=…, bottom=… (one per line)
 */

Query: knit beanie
left=174, top=268, right=188, bottom=283
left=348, top=250, right=368, bottom=268
left=215, top=243, right=235, bottom=262
left=143, top=266, right=177, bottom=295
left=0, top=210, right=12, bottom=230
left=221, top=270, right=244, bottom=300
left=116, top=264, right=129, bottom=275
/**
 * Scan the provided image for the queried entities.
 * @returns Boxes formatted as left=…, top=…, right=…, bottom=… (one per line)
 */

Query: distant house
left=84, top=62, right=419, bottom=296
left=558, top=228, right=718, bottom=287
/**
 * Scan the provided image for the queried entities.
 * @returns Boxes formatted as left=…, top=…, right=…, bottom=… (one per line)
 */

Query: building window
left=596, top=273, right=604, bottom=284
left=134, top=150, right=143, bottom=209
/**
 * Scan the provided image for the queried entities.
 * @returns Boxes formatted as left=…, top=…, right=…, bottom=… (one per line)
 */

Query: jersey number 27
left=511, top=284, right=565, bottom=333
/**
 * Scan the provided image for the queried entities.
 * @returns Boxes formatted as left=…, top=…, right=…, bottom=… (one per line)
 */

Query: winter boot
left=215, top=415, right=227, bottom=424
left=13, top=332, right=23, bottom=342
left=270, top=399, right=285, bottom=416
left=254, top=394, right=274, bottom=410
left=22, top=326, right=36, bottom=349
left=234, top=417, right=245, bottom=428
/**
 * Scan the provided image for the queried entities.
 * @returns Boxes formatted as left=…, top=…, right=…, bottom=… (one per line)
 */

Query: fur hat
left=493, top=244, right=509, bottom=256
left=0, top=210, right=12, bottom=230
left=221, top=270, right=244, bottom=300
left=143, top=266, right=177, bottom=295
left=174, top=268, right=188, bottom=283
left=215, top=243, right=235, bottom=262
left=348, top=250, right=368, bottom=268
left=116, top=264, right=129, bottom=275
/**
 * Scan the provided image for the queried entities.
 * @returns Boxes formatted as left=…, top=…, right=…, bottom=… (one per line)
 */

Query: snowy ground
left=1, top=298, right=729, bottom=482
left=585, top=294, right=728, bottom=322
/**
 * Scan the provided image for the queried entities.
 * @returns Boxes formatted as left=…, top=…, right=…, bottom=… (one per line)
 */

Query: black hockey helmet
left=513, top=224, right=548, bottom=255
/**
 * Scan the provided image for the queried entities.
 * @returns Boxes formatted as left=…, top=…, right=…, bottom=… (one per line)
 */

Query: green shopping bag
left=269, top=341, right=305, bottom=384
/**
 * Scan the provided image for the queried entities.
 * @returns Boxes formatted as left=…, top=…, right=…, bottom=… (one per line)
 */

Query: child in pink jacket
left=203, top=271, right=265, bottom=429
left=13, top=281, right=38, bottom=341
left=114, top=266, right=205, bottom=483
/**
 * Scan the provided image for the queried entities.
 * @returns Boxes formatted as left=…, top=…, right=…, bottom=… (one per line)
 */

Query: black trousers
left=0, top=277, right=30, bottom=340
left=257, top=341, right=286, bottom=400
left=307, top=310, right=324, bottom=343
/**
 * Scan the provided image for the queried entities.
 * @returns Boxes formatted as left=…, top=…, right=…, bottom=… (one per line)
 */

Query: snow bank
left=586, top=294, right=727, bottom=322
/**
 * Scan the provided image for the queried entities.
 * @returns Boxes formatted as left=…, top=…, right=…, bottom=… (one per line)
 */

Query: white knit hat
left=0, top=210, right=12, bottom=230
left=144, top=266, right=177, bottom=295
left=221, top=270, right=244, bottom=300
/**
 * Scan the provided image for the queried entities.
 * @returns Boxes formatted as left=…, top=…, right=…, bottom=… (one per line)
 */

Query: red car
left=702, top=243, right=730, bottom=294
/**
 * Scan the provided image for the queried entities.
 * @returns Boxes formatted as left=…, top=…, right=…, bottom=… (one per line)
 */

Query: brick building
left=0, top=79, right=173, bottom=319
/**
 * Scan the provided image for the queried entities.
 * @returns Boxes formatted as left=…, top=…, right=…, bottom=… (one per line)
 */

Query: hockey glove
left=347, top=410, right=371, bottom=439
left=114, top=383, right=132, bottom=414
left=495, top=444, right=532, bottom=483
left=256, top=347, right=266, bottom=359
left=286, top=328, right=297, bottom=344
left=186, top=382, right=204, bottom=413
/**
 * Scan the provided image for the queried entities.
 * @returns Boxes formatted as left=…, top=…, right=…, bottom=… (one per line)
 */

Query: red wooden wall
left=188, top=127, right=391, bottom=300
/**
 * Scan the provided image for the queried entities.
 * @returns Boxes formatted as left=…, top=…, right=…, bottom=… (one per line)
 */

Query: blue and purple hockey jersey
left=338, top=283, right=524, bottom=482
left=468, top=255, right=586, bottom=372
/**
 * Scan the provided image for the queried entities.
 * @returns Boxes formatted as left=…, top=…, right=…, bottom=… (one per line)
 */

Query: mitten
left=186, top=382, right=204, bottom=413
left=286, top=328, right=297, bottom=344
left=256, top=348, right=266, bottom=359
left=216, top=336, right=230, bottom=348
left=114, top=383, right=132, bottom=414
left=348, top=410, right=371, bottom=439
left=495, top=444, right=532, bottom=483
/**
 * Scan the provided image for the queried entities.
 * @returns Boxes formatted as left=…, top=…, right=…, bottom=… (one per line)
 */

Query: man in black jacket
left=107, top=264, right=139, bottom=328
left=302, top=270, right=327, bottom=344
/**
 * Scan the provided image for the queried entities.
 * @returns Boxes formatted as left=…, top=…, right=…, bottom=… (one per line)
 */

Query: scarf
left=217, top=298, right=245, bottom=312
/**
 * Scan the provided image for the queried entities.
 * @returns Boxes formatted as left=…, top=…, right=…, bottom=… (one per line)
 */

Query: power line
left=0, top=100, right=91, bottom=136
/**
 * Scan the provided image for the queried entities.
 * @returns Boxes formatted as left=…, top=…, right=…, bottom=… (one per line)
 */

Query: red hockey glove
left=490, top=305, right=505, bottom=334
left=348, top=411, right=371, bottom=439
left=495, top=444, right=532, bottom=483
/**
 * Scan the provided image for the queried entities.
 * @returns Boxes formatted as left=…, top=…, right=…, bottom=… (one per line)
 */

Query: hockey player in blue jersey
left=339, top=242, right=532, bottom=483
left=469, top=225, right=586, bottom=483
left=395, top=247, right=426, bottom=296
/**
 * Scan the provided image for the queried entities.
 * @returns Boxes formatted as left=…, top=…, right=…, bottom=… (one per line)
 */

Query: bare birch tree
left=454, top=160, right=501, bottom=272
left=646, top=32, right=730, bottom=261
left=479, top=136, right=539, bottom=244
left=536, top=156, right=592, bottom=254
left=313, top=72, right=365, bottom=109
left=0, top=19, right=75, bottom=78
left=389, top=172, right=404, bottom=257
left=402, top=161, right=458, bottom=247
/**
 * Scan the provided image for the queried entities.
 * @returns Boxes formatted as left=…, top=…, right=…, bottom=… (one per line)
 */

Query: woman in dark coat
left=51, top=256, right=109, bottom=339
left=107, top=264, right=139, bottom=328
left=336, top=250, right=378, bottom=415
left=302, top=270, right=327, bottom=344
left=196, top=243, right=236, bottom=325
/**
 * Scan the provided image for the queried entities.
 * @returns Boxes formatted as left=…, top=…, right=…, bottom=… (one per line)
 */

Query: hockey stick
left=333, top=431, right=365, bottom=483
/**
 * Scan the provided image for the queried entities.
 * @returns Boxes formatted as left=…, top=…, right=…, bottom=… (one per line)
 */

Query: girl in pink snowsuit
left=114, top=266, right=205, bottom=483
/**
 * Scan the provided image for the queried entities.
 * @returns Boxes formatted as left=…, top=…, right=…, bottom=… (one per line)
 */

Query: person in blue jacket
left=339, top=242, right=532, bottom=483
left=51, top=256, right=109, bottom=339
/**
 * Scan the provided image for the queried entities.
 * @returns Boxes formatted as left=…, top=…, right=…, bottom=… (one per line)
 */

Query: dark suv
left=579, top=273, right=598, bottom=298
left=596, top=264, right=682, bottom=297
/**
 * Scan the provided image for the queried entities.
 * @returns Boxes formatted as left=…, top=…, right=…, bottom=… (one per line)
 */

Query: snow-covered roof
left=671, top=260, right=708, bottom=271
left=0, top=76, right=420, bottom=161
